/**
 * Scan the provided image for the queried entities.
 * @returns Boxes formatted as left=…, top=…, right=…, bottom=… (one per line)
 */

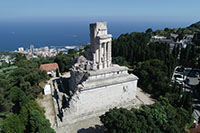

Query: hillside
left=187, top=21, right=200, bottom=32
left=0, top=51, right=15, bottom=56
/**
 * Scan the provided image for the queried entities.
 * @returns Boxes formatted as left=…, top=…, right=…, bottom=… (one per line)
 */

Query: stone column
left=99, top=43, right=102, bottom=69
left=107, top=41, right=112, bottom=67
left=106, top=42, right=109, bottom=64
left=92, top=53, right=97, bottom=70
left=95, top=49, right=98, bottom=63
left=110, top=41, right=112, bottom=66
left=103, top=42, right=107, bottom=68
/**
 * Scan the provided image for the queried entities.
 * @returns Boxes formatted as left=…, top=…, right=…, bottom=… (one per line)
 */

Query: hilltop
left=187, top=21, right=200, bottom=32
left=152, top=21, right=200, bottom=37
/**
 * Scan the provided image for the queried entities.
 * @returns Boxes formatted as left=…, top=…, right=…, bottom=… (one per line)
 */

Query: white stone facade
left=57, top=22, right=138, bottom=127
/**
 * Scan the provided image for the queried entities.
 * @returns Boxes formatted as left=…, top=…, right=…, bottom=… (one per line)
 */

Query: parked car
left=175, top=66, right=184, bottom=73
left=173, top=74, right=186, bottom=85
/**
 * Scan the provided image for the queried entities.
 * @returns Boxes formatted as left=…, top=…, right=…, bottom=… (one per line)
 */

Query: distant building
left=30, top=45, right=34, bottom=53
left=185, top=34, right=194, bottom=40
left=170, top=33, right=179, bottom=40
left=40, top=63, right=59, bottom=77
left=177, top=34, right=194, bottom=48
left=43, top=46, right=49, bottom=52
left=18, top=47, right=24, bottom=52
left=151, top=35, right=167, bottom=40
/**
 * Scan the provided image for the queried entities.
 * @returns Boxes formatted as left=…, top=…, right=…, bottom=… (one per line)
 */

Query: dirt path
left=55, top=116, right=104, bottom=133
left=37, top=94, right=57, bottom=128
left=136, top=87, right=155, bottom=105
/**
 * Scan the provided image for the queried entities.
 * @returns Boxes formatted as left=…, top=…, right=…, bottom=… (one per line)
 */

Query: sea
left=0, top=20, right=193, bottom=51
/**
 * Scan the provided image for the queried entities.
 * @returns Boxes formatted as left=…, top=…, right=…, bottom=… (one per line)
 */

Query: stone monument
left=58, top=22, right=138, bottom=126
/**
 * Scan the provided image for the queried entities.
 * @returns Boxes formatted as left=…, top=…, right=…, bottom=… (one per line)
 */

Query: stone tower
left=89, top=22, right=112, bottom=70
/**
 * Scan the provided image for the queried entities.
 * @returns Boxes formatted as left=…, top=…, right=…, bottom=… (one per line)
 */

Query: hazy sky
left=0, top=0, right=199, bottom=22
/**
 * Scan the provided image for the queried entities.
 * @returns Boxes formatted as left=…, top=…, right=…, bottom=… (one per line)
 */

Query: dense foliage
left=153, top=21, right=200, bottom=37
left=193, top=32, right=200, bottom=46
left=188, top=21, right=200, bottom=33
left=0, top=48, right=83, bottom=132
left=0, top=53, right=55, bottom=133
left=112, top=33, right=176, bottom=76
left=180, top=44, right=200, bottom=67
left=55, top=52, right=74, bottom=73
left=101, top=96, right=192, bottom=133
left=101, top=28, right=196, bottom=132
left=0, top=51, right=15, bottom=56
left=134, top=59, right=169, bottom=97
left=54, top=49, right=83, bottom=73
left=112, top=32, right=177, bottom=96
left=112, top=32, right=150, bottom=65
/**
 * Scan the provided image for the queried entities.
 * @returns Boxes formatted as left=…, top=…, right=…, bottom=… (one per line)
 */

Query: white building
left=18, top=47, right=24, bottom=52
left=151, top=35, right=167, bottom=40
left=44, top=84, right=51, bottom=95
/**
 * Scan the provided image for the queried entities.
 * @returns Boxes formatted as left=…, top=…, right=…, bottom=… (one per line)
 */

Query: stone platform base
left=54, top=98, right=142, bottom=133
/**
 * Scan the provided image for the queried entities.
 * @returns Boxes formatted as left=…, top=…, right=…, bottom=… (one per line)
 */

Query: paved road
left=184, top=71, right=200, bottom=121
left=173, top=67, right=200, bottom=121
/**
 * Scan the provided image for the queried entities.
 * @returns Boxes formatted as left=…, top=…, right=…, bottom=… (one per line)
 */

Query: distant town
left=0, top=44, right=87, bottom=66
left=16, top=44, right=85, bottom=59
left=151, top=33, right=194, bottom=50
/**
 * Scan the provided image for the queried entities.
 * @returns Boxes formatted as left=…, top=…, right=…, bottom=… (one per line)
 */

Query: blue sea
left=0, top=20, right=193, bottom=51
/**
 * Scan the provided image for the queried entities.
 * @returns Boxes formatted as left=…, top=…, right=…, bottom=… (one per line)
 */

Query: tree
left=14, top=53, right=26, bottom=64
left=112, top=56, right=129, bottom=66
left=193, top=32, right=200, bottom=45
left=9, top=87, right=30, bottom=113
left=100, top=108, right=138, bottom=133
left=134, top=59, right=169, bottom=97
left=68, top=49, right=77, bottom=55
left=100, top=99, right=192, bottom=133
left=180, top=92, right=193, bottom=115
left=55, top=53, right=73, bottom=73
left=164, top=28, right=170, bottom=32
left=29, top=110, right=55, bottom=133
left=146, top=28, right=153, bottom=34
left=0, top=87, right=12, bottom=119
left=19, top=100, right=55, bottom=133
left=0, top=52, right=55, bottom=132
left=2, top=114, right=25, bottom=133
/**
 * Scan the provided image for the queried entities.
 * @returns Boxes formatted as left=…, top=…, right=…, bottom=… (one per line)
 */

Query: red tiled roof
left=40, top=63, right=59, bottom=71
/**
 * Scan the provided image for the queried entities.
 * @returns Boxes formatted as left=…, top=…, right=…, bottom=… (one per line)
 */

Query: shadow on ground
left=77, top=125, right=105, bottom=133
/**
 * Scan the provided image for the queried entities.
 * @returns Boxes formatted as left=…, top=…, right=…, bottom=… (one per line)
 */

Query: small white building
left=151, top=35, right=167, bottom=40
left=18, top=47, right=24, bottom=52
left=44, top=84, right=51, bottom=95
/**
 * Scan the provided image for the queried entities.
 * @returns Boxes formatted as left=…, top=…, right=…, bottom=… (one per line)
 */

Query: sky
left=0, top=0, right=200, bottom=23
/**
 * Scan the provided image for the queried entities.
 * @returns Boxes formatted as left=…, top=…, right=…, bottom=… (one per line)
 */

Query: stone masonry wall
left=57, top=79, right=137, bottom=127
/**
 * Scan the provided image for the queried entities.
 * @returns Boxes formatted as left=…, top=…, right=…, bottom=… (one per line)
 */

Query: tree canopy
left=0, top=53, right=55, bottom=133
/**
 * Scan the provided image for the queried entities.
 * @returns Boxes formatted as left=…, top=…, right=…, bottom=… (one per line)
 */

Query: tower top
left=89, top=22, right=112, bottom=70
left=90, top=22, right=109, bottom=39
